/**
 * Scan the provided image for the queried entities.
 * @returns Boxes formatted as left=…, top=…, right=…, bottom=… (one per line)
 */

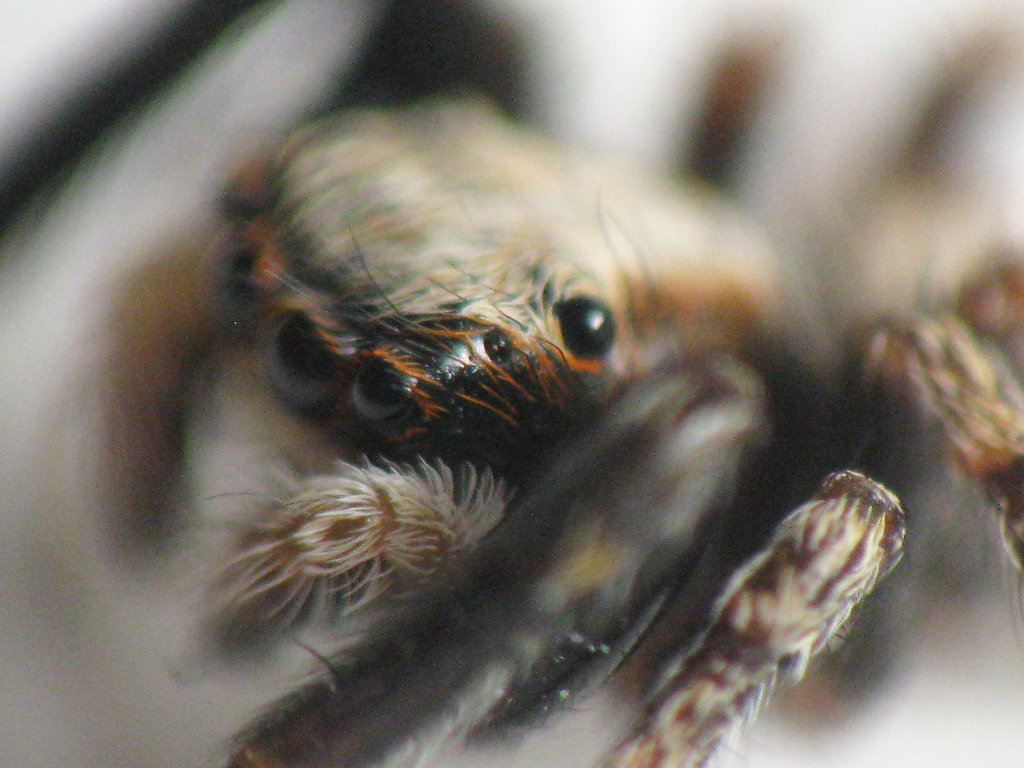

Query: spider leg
left=207, top=459, right=510, bottom=647
left=98, top=240, right=218, bottom=556
left=869, top=312, right=1024, bottom=570
left=603, top=470, right=905, bottom=768
left=958, top=257, right=1024, bottom=375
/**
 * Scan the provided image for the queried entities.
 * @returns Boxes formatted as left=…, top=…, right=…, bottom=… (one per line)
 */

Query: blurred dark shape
left=326, top=0, right=529, bottom=118
left=0, top=0, right=276, bottom=237
left=0, top=0, right=530, bottom=240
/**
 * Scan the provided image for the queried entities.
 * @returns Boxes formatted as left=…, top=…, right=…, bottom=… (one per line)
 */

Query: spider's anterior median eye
left=267, top=312, right=338, bottom=414
left=554, top=295, right=616, bottom=358
left=351, top=357, right=415, bottom=421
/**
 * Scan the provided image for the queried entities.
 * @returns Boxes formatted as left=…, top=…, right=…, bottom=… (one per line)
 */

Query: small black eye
left=266, top=313, right=338, bottom=415
left=483, top=328, right=527, bottom=370
left=351, top=358, right=414, bottom=421
left=554, top=296, right=616, bottom=358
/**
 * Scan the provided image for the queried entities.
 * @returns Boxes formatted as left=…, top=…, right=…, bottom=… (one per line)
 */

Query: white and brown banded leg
left=868, top=313, right=1024, bottom=569
left=604, top=470, right=905, bottom=768
left=208, top=458, right=509, bottom=646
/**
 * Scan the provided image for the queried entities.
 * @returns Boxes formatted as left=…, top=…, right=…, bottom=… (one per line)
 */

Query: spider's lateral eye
left=267, top=312, right=338, bottom=414
left=220, top=189, right=265, bottom=221
left=225, top=238, right=258, bottom=276
left=554, top=295, right=616, bottom=358
left=216, top=237, right=262, bottom=326
left=351, top=357, right=414, bottom=421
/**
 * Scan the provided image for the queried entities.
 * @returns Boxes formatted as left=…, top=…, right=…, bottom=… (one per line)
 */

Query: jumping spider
left=138, top=99, right=1024, bottom=768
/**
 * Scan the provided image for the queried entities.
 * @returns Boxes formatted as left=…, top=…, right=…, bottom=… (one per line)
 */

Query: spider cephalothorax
left=189, top=101, right=992, bottom=768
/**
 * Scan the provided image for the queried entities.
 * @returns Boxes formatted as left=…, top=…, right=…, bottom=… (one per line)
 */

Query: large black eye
left=266, top=313, right=338, bottom=415
left=554, top=296, right=616, bottom=358
left=351, top=358, right=414, bottom=421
